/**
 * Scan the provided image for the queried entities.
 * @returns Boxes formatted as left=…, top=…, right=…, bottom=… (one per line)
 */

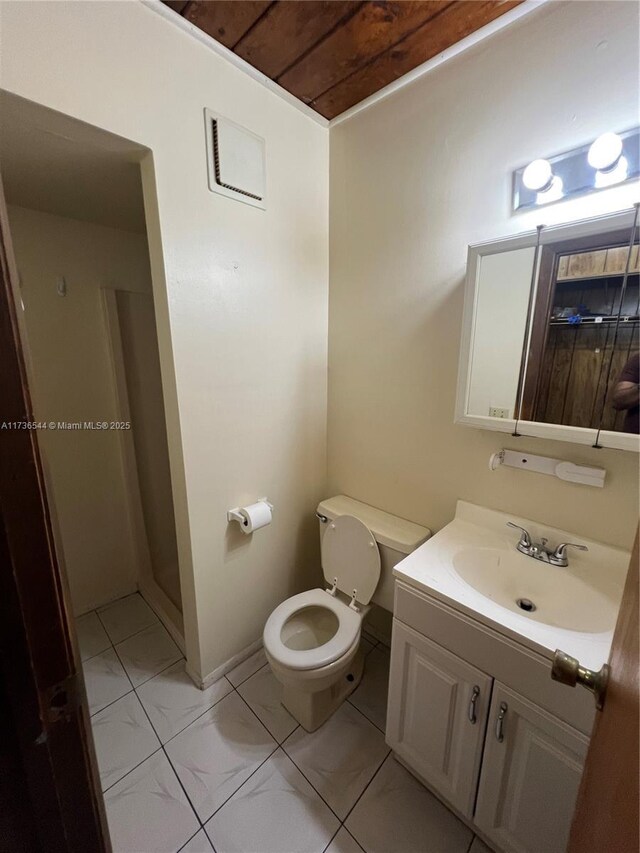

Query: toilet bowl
left=264, top=587, right=367, bottom=731
left=264, top=496, right=431, bottom=732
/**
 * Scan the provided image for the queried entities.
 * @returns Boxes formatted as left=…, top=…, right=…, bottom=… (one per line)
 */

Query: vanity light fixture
left=512, top=126, right=639, bottom=211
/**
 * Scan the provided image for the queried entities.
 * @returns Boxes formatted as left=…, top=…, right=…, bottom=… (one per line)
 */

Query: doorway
left=0, top=92, right=184, bottom=642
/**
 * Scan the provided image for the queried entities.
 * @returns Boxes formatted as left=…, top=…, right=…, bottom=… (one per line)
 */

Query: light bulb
left=595, top=156, right=628, bottom=188
left=536, top=175, right=564, bottom=205
left=522, top=159, right=553, bottom=191
left=588, top=132, right=623, bottom=172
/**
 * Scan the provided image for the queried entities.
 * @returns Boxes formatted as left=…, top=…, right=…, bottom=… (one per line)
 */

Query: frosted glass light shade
left=522, top=159, right=553, bottom=191
left=588, top=132, right=623, bottom=172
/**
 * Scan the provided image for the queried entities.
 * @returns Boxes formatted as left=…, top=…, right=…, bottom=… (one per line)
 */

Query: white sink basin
left=452, top=547, right=616, bottom=633
left=394, top=501, right=630, bottom=670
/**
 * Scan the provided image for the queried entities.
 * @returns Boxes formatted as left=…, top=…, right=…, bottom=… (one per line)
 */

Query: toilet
left=263, top=495, right=430, bottom=732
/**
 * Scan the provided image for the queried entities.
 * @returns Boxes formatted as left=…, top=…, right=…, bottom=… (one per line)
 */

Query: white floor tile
left=98, top=593, right=158, bottom=643
left=469, top=838, right=494, bottom=853
left=82, top=648, right=131, bottom=715
left=115, top=622, right=182, bottom=687
left=137, top=660, right=233, bottom=743
left=283, top=702, right=389, bottom=819
left=104, top=751, right=199, bottom=853
left=205, top=748, right=339, bottom=853
left=346, top=755, right=473, bottom=853
left=326, top=827, right=365, bottom=853
left=180, top=829, right=214, bottom=852
left=91, top=692, right=160, bottom=790
left=165, top=690, right=276, bottom=822
left=76, top=611, right=111, bottom=661
left=237, top=664, right=298, bottom=743
left=348, top=645, right=390, bottom=732
left=226, top=647, right=267, bottom=686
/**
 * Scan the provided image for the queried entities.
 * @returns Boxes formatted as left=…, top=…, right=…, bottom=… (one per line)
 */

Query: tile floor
left=79, top=593, right=493, bottom=853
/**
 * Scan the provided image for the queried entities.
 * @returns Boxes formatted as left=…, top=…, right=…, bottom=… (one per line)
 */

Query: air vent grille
left=211, top=120, right=262, bottom=201
left=204, top=109, right=266, bottom=210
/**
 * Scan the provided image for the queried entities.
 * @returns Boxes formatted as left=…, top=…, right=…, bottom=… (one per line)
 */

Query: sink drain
left=516, top=598, right=536, bottom=613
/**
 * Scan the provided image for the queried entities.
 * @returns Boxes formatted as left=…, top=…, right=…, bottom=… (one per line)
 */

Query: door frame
left=0, top=171, right=110, bottom=850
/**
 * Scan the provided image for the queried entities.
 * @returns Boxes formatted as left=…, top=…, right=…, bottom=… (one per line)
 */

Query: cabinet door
left=475, top=683, right=588, bottom=853
left=387, top=620, right=492, bottom=817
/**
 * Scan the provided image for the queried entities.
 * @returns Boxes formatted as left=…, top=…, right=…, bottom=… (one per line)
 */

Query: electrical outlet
left=489, top=407, right=510, bottom=418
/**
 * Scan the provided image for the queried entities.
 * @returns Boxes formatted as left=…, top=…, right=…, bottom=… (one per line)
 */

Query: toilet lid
left=321, top=515, right=381, bottom=605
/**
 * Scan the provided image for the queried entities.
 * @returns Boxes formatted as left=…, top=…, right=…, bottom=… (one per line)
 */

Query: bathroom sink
left=452, top=547, right=616, bottom=633
left=393, top=501, right=630, bottom=670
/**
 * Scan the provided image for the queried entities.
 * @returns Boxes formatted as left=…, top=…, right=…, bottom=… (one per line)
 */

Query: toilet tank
left=316, top=495, right=431, bottom=612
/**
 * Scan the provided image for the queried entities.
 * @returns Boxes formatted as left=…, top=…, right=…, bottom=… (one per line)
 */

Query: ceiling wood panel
left=278, top=1, right=452, bottom=103
left=183, top=0, right=273, bottom=49
left=313, top=0, right=523, bottom=117
left=163, top=1, right=190, bottom=13
left=235, top=1, right=362, bottom=79
left=162, top=0, right=523, bottom=119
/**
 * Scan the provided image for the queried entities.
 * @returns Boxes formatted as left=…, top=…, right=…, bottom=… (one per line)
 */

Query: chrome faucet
left=506, top=522, right=588, bottom=567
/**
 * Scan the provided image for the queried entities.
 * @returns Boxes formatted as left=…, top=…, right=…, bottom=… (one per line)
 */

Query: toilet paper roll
left=238, top=501, right=272, bottom=534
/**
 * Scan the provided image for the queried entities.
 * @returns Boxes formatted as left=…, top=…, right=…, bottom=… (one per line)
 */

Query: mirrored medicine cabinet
left=456, top=208, right=640, bottom=451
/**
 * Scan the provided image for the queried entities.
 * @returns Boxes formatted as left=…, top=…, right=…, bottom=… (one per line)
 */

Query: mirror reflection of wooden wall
left=522, top=233, right=639, bottom=432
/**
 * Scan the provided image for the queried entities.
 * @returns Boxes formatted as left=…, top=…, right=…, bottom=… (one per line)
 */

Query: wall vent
left=204, top=109, right=266, bottom=209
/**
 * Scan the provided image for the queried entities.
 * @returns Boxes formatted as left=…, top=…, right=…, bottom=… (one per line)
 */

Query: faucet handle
left=553, top=542, right=589, bottom=560
left=506, top=522, right=532, bottom=548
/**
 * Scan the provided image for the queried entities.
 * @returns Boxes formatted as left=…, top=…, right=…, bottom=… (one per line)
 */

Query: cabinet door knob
left=468, top=685, right=480, bottom=724
left=495, top=701, right=508, bottom=742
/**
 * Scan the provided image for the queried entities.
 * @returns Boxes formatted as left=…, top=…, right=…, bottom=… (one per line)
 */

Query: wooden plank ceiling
left=164, top=1, right=522, bottom=120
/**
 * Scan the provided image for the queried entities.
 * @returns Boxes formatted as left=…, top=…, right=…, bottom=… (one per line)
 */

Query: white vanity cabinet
left=387, top=581, right=593, bottom=853
left=475, top=684, right=588, bottom=853
left=386, top=620, right=492, bottom=817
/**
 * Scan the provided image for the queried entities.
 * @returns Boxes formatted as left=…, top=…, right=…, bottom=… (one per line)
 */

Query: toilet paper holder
left=227, top=497, right=273, bottom=528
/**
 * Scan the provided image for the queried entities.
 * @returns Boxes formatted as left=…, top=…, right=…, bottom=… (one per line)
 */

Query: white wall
left=328, top=0, right=639, bottom=551
left=7, top=205, right=153, bottom=613
left=0, top=0, right=329, bottom=679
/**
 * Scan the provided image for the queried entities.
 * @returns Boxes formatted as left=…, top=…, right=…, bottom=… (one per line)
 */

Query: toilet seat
left=263, top=588, right=361, bottom=671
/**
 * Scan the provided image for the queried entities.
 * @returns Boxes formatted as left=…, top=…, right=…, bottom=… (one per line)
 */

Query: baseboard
left=186, top=637, right=263, bottom=690
left=138, top=577, right=185, bottom=655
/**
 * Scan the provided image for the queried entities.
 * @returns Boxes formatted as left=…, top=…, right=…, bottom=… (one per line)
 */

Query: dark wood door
left=0, top=172, right=110, bottom=851
left=568, top=530, right=639, bottom=853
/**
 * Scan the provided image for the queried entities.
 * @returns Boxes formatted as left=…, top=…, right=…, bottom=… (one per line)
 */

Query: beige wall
left=8, top=205, right=153, bottom=613
left=328, top=0, right=639, bottom=552
left=0, top=0, right=329, bottom=678
left=116, top=289, right=181, bottom=611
